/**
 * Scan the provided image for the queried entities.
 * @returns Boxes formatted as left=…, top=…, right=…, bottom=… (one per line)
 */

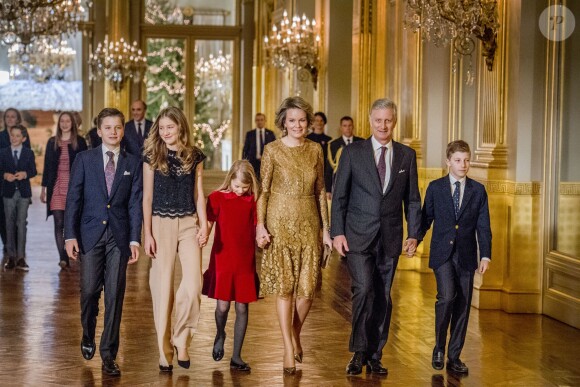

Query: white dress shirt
left=371, top=136, right=392, bottom=193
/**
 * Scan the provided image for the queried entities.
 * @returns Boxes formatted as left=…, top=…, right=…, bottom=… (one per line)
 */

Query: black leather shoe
left=102, top=358, right=121, bottom=376
left=447, top=359, right=468, bottom=374
left=159, top=364, right=173, bottom=372
left=80, top=340, right=96, bottom=360
left=4, top=259, right=15, bottom=270
left=174, top=346, right=190, bottom=369
left=432, top=351, right=444, bottom=370
left=230, top=359, right=251, bottom=372
left=346, top=351, right=365, bottom=375
left=366, top=359, right=388, bottom=375
left=212, top=333, right=225, bottom=361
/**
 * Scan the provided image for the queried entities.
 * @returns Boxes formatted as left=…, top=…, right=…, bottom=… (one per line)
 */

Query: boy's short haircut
left=97, top=108, right=125, bottom=129
left=446, top=140, right=471, bottom=159
left=10, top=124, right=28, bottom=139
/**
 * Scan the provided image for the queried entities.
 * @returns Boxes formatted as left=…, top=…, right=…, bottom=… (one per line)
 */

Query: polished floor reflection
left=0, top=188, right=579, bottom=386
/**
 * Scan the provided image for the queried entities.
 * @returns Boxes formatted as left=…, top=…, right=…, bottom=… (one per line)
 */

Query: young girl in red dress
left=202, top=160, right=261, bottom=372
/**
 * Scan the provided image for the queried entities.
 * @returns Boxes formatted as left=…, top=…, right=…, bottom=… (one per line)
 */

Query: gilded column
left=351, top=0, right=374, bottom=137
left=104, top=0, right=131, bottom=114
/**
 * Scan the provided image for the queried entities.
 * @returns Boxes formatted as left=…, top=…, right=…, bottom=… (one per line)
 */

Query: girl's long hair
left=54, top=111, right=80, bottom=151
left=216, top=160, right=260, bottom=200
left=143, top=106, right=201, bottom=174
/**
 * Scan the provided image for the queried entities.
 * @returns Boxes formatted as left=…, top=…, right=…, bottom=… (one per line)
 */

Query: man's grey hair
left=369, top=98, right=397, bottom=121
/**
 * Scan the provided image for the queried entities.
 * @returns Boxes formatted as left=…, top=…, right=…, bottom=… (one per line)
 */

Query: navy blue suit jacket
left=122, top=119, right=153, bottom=157
left=0, top=147, right=37, bottom=198
left=419, top=175, right=492, bottom=271
left=64, top=146, right=143, bottom=258
left=331, top=138, right=422, bottom=257
left=242, top=128, right=276, bottom=177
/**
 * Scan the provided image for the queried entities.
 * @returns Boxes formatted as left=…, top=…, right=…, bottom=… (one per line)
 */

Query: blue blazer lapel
left=385, top=141, right=403, bottom=195
left=457, top=177, right=474, bottom=219
left=364, top=138, right=383, bottom=194
left=109, top=151, right=128, bottom=199
left=93, top=146, right=108, bottom=198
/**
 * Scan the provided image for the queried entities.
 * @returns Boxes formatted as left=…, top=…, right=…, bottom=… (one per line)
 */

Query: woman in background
left=41, top=111, right=87, bottom=268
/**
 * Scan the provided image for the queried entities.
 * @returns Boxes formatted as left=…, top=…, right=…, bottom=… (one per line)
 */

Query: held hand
left=4, top=173, right=15, bottom=182
left=40, top=189, right=46, bottom=203
left=144, top=234, right=157, bottom=258
left=15, top=171, right=26, bottom=180
left=65, top=240, right=80, bottom=261
left=197, top=227, right=209, bottom=248
left=478, top=260, right=489, bottom=274
left=403, top=238, right=418, bottom=257
left=256, top=224, right=271, bottom=248
left=333, top=235, right=349, bottom=257
left=128, top=245, right=140, bottom=265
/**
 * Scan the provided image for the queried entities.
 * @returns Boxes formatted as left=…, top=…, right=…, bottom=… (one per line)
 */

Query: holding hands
left=197, top=226, right=209, bottom=248
left=256, top=223, right=270, bottom=248
left=403, top=238, right=418, bottom=257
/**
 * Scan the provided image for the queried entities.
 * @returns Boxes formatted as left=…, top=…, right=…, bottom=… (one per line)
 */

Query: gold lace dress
left=258, top=139, right=329, bottom=298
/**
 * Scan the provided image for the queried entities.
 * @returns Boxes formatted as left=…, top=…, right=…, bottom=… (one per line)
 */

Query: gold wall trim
left=558, top=183, right=580, bottom=195
left=482, top=181, right=542, bottom=195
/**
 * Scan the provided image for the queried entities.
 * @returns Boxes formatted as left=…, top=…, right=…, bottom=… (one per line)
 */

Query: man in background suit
left=419, top=140, right=491, bottom=374
left=242, top=113, right=275, bottom=179
left=122, top=100, right=152, bottom=156
left=331, top=98, right=421, bottom=376
left=65, top=108, right=143, bottom=377
left=326, top=116, right=364, bottom=198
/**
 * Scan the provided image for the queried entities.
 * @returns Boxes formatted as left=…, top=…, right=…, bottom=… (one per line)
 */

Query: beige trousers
left=150, top=215, right=202, bottom=367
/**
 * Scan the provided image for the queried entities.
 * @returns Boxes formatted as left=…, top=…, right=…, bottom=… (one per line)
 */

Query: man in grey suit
left=331, top=98, right=422, bottom=375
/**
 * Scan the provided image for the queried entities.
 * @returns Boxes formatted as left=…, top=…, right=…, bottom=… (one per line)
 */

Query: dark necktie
left=377, top=146, right=387, bottom=189
left=137, top=122, right=142, bottom=138
left=453, top=181, right=461, bottom=219
left=13, top=149, right=18, bottom=166
left=346, top=138, right=351, bottom=145
left=105, top=151, right=115, bottom=195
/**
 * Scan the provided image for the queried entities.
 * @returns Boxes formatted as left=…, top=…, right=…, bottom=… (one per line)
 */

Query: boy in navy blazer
left=65, top=108, right=143, bottom=377
left=419, top=140, right=492, bottom=374
left=0, top=125, right=36, bottom=271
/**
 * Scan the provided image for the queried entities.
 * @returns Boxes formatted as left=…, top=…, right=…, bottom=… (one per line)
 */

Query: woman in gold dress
left=256, top=96, right=333, bottom=374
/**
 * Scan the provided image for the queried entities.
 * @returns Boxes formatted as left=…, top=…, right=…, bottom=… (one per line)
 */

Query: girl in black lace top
left=142, top=106, right=208, bottom=371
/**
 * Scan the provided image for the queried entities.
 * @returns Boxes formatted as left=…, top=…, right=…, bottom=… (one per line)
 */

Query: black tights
left=214, top=300, right=249, bottom=364
left=52, top=210, right=67, bottom=264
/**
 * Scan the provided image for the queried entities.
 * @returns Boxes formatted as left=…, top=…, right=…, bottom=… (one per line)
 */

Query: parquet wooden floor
left=0, top=187, right=579, bottom=386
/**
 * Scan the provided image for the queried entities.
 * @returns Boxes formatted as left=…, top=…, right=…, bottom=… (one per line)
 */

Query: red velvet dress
left=202, top=191, right=259, bottom=303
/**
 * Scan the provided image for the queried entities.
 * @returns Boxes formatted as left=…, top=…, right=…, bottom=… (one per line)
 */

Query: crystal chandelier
left=195, top=51, right=232, bottom=97
left=263, top=10, right=320, bottom=87
left=8, top=38, right=76, bottom=82
left=404, top=0, right=499, bottom=81
left=89, top=35, right=147, bottom=92
left=0, top=0, right=90, bottom=48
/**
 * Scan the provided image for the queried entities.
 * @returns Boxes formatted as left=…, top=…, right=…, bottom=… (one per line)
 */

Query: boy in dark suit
left=0, top=125, right=36, bottom=271
left=419, top=140, right=492, bottom=374
left=65, top=108, right=143, bottom=377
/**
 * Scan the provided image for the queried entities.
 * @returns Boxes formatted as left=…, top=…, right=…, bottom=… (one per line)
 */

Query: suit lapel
left=109, top=151, right=128, bottom=199
left=94, top=146, right=108, bottom=198
left=384, top=141, right=404, bottom=195
left=363, top=138, right=383, bottom=193
left=457, top=177, right=474, bottom=219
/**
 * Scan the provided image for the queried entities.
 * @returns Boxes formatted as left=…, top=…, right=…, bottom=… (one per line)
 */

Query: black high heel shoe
left=174, top=346, right=190, bottom=369
left=212, top=333, right=226, bottom=361
left=294, top=352, right=303, bottom=363
left=230, top=359, right=251, bottom=372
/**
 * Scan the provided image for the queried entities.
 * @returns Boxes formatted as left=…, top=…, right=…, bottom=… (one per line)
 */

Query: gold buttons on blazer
left=107, top=205, right=111, bottom=208
left=455, top=225, right=459, bottom=229
left=102, top=220, right=107, bottom=224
